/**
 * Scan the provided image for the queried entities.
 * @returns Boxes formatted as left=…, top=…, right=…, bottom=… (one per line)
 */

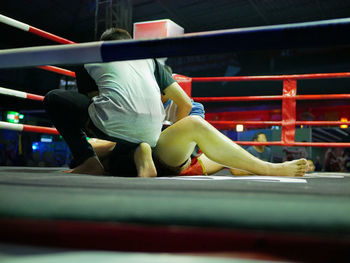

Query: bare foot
left=265, top=158, right=308, bottom=177
left=69, top=156, right=105, bottom=175
left=306, top=159, right=315, bottom=172
left=62, top=169, right=73, bottom=173
left=134, top=142, right=157, bottom=178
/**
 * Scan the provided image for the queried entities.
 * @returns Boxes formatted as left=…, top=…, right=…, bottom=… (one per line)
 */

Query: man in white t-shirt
left=44, top=28, right=192, bottom=177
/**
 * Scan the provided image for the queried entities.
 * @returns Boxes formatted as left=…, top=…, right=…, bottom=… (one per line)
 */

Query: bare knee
left=180, top=115, right=206, bottom=130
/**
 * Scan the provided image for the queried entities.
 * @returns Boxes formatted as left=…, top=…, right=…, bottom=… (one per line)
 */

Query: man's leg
left=44, top=89, right=104, bottom=175
left=154, top=116, right=308, bottom=177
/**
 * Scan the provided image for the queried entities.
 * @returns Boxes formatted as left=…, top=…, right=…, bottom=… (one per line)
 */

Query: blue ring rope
left=0, top=17, right=349, bottom=68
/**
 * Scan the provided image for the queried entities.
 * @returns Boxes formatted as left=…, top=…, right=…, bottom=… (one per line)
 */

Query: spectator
left=283, top=146, right=308, bottom=161
left=343, top=149, right=350, bottom=172
left=324, top=148, right=342, bottom=172
left=246, top=132, right=272, bottom=162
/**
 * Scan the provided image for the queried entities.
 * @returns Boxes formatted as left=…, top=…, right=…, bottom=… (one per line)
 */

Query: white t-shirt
left=164, top=99, right=178, bottom=124
left=85, top=59, right=166, bottom=147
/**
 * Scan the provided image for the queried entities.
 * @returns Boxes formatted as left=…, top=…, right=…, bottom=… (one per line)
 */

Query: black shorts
left=106, top=140, right=139, bottom=177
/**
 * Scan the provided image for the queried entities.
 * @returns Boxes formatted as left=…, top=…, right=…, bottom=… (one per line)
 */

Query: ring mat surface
left=1, top=167, right=350, bottom=261
left=0, top=167, right=350, bottom=234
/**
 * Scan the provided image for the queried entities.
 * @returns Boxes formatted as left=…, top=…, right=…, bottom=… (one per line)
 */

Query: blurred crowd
left=0, top=130, right=349, bottom=173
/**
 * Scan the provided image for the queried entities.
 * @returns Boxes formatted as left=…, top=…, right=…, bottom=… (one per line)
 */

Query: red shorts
left=179, top=154, right=206, bottom=176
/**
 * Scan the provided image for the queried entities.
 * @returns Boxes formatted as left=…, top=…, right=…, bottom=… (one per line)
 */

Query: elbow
left=184, top=99, right=193, bottom=115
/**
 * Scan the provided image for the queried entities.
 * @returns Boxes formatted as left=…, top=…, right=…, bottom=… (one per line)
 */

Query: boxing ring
left=1, top=14, right=350, bottom=262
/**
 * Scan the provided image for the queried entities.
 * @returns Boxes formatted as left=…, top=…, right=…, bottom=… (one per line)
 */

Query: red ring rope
left=192, top=72, right=350, bottom=82
left=37, top=66, right=75, bottom=78
left=0, top=86, right=44, bottom=101
left=0, top=14, right=76, bottom=77
left=28, top=26, right=75, bottom=44
left=192, top=73, right=350, bottom=147
left=0, top=71, right=349, bottom=148
left=193, top=94, right=350, bottom=102
left=1, top=121, right=349, bottom=148
left=0, top=121, right=58, bottom=135
left=209, top=121, right=350, bottom=126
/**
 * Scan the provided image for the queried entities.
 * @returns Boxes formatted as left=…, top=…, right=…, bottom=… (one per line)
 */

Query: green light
left=6, top=111, right=20, bottom=124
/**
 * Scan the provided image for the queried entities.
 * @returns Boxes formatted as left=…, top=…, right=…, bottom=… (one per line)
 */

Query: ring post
left=173, top=74, right=192, bottom=97
left=281, top=79, right=297, bottom=146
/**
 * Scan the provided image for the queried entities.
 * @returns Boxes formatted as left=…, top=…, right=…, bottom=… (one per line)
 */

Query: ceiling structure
left=1, top=0, right=350, bottom=46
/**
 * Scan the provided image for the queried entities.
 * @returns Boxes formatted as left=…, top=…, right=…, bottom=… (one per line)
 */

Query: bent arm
left=162, top=82, right=192, bottom=122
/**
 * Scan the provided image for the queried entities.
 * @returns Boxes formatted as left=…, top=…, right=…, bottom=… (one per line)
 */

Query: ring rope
left=0, top=67, right=349, bottom=145
left=190, top=71, right=350, bottom=140
left=0, top=13, right=76, bottom=77
left=0, top=86, right=44, bottom=101
left=0, top=14, right=75, bottom=44
left=210, top=121, right=350, bottom=127
left=1, top=119, right=348, bottom=148
left=1, top=17, right=350, bottom=68
left=191, top=72, right=350, bottom=82
left=193, top=94, right=350, bottom=102
left=37, top=66, right=75, bottom=78
left=0, top=121, right=58, bottom=135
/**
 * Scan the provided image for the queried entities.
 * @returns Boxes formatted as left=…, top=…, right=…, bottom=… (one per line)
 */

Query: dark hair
left=100, top=28, right=132, bottom=41
left=253, top=132, right=266, bottom=141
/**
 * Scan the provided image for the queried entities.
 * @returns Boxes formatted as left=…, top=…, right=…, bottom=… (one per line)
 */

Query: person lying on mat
left=88, top=115, right=309, bottom=178
left=88, top=100, right=309, bottom=177
left=44, top=27, right=192, bottom=177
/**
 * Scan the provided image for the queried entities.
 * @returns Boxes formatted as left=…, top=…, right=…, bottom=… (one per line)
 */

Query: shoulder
left=84, top=62, right=111, bottom=72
